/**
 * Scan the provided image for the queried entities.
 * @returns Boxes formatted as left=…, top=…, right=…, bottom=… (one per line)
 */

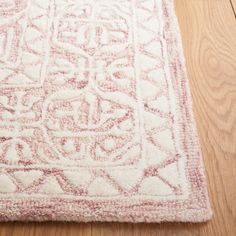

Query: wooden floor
left=1, top=0, right=236, bottom=235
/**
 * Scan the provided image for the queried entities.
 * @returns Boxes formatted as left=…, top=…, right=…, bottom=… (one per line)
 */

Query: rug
left=0, top=0, right=212, bottom=222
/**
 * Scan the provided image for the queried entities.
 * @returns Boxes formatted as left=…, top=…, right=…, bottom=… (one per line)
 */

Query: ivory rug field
left=0, top=0, right=212, bottom=222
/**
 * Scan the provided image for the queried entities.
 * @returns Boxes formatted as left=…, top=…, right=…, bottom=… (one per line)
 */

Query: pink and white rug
left=0, top=0, right=212, bottom=222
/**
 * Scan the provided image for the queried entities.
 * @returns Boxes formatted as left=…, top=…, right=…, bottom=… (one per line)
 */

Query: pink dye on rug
left=0, top=0, right=212, bottom=222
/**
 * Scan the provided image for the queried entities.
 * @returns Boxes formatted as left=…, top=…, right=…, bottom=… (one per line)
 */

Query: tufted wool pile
left=0, top=0, right=212, bottom=222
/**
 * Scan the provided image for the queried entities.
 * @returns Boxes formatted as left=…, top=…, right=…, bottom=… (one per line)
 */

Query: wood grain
left=0, top=0, right=236, bottom=235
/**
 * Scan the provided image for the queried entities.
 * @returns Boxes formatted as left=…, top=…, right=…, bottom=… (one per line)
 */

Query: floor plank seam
left=229, top=0, right=236, bottom=19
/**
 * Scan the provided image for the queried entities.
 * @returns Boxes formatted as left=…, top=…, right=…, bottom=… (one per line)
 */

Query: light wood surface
left=0, top=0, right=236, bottom=235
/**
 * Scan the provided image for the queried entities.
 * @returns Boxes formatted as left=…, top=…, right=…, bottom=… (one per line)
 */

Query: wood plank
left=92, top=223, right=133, bottom=236
left=0, top=223, right=92, bottom=236
left=0, top=0, right=236, bottom=235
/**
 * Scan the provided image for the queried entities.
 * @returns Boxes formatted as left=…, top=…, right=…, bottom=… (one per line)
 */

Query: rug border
left=0, top=0, right=212, bottom=222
